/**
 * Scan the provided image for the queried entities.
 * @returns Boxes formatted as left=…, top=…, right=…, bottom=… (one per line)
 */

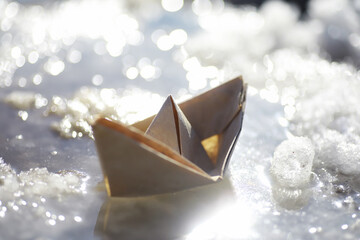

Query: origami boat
left=93, top=76, right=247, bottom=197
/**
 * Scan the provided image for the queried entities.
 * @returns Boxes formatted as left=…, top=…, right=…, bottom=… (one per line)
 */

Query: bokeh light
left=161, top=0, right=184, bottom=12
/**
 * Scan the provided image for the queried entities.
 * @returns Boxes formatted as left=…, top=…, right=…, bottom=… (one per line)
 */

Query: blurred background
left=1, top=0, right=360, bottom=239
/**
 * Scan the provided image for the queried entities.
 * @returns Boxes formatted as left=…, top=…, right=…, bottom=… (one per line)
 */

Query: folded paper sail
left=93, top=76, right=247, bottom=197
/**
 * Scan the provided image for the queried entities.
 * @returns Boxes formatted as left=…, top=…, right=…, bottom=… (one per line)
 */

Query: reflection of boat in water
left=94, top=178, right=235, bottom=240
left=92, top=77, right=247, bottom=197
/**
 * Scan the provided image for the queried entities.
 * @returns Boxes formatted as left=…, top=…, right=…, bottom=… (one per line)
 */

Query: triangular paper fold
left=93, top=76, right=247, bottom=196
left=146, top=96, right=214, bottom=172
left=145, top=96, right=181, bottom=154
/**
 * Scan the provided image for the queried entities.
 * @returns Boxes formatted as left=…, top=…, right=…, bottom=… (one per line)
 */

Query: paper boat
left=93, top=76, right=247, bottom=197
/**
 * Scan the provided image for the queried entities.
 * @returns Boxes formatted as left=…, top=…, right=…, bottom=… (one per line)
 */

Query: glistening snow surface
left=271, top=137, right=315, bottom=189
left=186, top=0, right=360, bottom=179
left=1, top=0, right=360, bottom=239
left=0, top=157, right=87, bottom=199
